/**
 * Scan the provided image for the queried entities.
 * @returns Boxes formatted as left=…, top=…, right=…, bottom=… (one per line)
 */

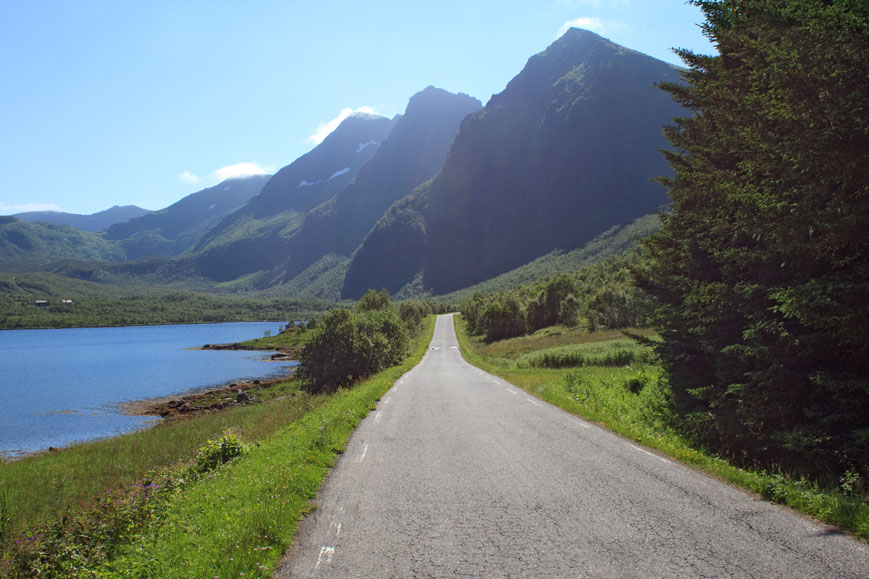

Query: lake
left=0, top=322, right=296, bottom=458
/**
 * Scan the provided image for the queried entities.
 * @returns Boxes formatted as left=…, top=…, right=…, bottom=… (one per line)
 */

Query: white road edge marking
left=315, top=546, right=335, bottom=568
left=628, top=443, right=671, bottom=463
left=528, top=399, right=540, bottom=406
left=374, top=411, right=383, bottom=423
left=357, top=442, right=369, bottom=462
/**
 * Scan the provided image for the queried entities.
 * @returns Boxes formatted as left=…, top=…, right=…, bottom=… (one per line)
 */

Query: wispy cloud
left=557, top=16, right=625, bottom=37
left=306, top=106, right=379, bottom=145
left=177, top=162, right=275, bottom=188
left=213, top=162, right=275, bottom=181
left=0, top=201, right=63, bottom=215
left=178, top=171, right=201, bottom=185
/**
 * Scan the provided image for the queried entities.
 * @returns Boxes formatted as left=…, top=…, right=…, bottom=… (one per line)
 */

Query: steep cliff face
left=191, top=114, right=396, bottom=281
left=281, top=87, right=481, bottom=283
left=346, top=28, right=684, bottom=296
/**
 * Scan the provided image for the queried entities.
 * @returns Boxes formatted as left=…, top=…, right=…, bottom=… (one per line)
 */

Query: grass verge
left=454, top=316, right=869, bottom=541
left=0, top=380, right=321, bottom=544
left=1, top=316, right=435, bottom=576
left=104, top=315, right=435, bottom=576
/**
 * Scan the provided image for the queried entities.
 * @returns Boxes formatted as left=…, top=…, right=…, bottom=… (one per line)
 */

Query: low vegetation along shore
left=0, top=312, right=433, bottom=576
left=123, top=330, right=307, bottom=418
left=453, top=316, right=869, bottom=541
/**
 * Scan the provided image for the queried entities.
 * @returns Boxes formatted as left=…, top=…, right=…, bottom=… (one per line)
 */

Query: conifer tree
left=639, top=0, right=869, bottom=475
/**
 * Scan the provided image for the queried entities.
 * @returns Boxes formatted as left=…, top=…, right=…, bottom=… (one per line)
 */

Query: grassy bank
left=1, top=316, right=435, bottom=576
left=0, top=380, right=323, bottom=543
left=454, top=317, right=869, bottom=541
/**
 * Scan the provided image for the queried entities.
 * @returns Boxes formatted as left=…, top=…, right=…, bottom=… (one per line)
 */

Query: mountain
left=192, top=113, right=397, bottom=281
left=105, top=175, right=270, bottom=259
left=0, top=216, right=125, bottom=270
left=344, top=28, right=684, bottom=296
left=280, top=87, right=482, bottom=283
left=13, top=205, right=150, bottom=232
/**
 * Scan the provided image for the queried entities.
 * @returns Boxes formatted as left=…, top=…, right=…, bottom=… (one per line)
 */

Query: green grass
left=1, top=316, right=435, bottom=576
left=238, top=325, right=310, bottom=350
left=0, top=381, right=323, bottom=542
left=103, top=316, right=435, bottom=576
left=454, top=316, right=869, bottom=541
left=515, top=338, right=657, bottom=368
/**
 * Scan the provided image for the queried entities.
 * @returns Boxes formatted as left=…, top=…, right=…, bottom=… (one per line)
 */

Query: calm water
left=0, top=322, right=296, bottom=458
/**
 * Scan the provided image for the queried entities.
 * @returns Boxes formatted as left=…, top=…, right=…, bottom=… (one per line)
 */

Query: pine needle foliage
left=638, top=0, right=869, bottom=477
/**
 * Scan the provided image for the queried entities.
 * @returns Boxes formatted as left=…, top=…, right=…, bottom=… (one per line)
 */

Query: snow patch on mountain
left=356, top=140, right=379, bottom=153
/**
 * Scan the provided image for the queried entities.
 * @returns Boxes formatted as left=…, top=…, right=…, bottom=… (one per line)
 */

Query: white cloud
left=557, top=16, right=624, bottom=37
left=178, top=171, right=201, bottom=185
left=0, top=201, right=63, bottom=215
left=177, top=162, right=275, bottom=189
left=213, top=161, right=275, bottom=181
left=306, top=106, right=378, bottom=145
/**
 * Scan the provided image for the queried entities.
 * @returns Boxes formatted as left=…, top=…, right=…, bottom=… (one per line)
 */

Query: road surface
left=276, top=314, right=868, bottom=577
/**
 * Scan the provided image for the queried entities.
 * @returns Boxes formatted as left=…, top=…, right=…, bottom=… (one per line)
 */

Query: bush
left=297, top=304, right=408, bottom=393
left=193, top=430, right=249, bottom=475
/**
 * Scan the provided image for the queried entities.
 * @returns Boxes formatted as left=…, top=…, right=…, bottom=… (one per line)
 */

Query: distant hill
left=13, top=205, right=150, bottom=232
left=192, top=113, right=397, bottom=281
left=344, top=29, right=684, bottom=296
left=105, top=175, right=270, bottom=259
left=0, top=217, right=125, bottom=270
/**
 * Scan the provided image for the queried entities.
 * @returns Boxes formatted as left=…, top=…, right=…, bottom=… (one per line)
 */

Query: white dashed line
left=527, top=399, right=540, bottom=406
left=315, top=546, right=335, bottom=568
left=374, top=411, right=383, bottom=423
left=508, top=390, right=518, bottom=396
left=357, top=442, right=369, bottom=462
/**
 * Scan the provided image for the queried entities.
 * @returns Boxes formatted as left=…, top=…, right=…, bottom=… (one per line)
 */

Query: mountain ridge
left=345, top=28, right=684, bottom=296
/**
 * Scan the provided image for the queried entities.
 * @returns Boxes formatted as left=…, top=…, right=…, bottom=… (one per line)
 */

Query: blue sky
left=0, top=1, right=715, bottom=216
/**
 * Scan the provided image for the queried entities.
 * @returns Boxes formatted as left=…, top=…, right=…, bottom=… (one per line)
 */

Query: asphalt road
left=276, top=314, right=868, bottom=578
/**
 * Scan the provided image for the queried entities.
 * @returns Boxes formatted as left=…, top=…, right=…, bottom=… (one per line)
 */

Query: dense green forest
left=640, top=0, right=867, bottom=479
left=0, top=271, right=333, bottom=329
left=461, top=254, right=651, bottom=342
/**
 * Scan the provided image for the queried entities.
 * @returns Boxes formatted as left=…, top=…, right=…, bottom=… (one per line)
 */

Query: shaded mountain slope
left=282, top=87, right=481, bottom=282
left=346, top=28, right=684, bottom=297
left=13, top=205, right=150, bottom=232
left=104, top=175, right=270, bottom=259
left=191, top=114, right=396, bottom=281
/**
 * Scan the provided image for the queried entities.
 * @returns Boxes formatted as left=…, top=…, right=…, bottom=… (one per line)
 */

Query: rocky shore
left=123, top=342, right=299, bottom=418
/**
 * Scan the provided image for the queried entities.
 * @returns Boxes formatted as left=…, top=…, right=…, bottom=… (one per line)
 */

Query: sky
left=0, top=0, right=715, bottom=216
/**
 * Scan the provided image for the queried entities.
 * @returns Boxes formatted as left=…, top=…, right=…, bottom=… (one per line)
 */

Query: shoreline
left=122, top=342, right=300, bottom=418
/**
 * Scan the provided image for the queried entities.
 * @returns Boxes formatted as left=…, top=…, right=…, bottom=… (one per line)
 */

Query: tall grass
left=516, top=339, right=656, bottom=368
left=0, top=381, right=320, bottom=542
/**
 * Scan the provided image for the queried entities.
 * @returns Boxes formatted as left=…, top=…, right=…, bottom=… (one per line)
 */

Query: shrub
left=297, top=305, right=408, bottom=393
left=193, top=430, right=249, bottom=475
